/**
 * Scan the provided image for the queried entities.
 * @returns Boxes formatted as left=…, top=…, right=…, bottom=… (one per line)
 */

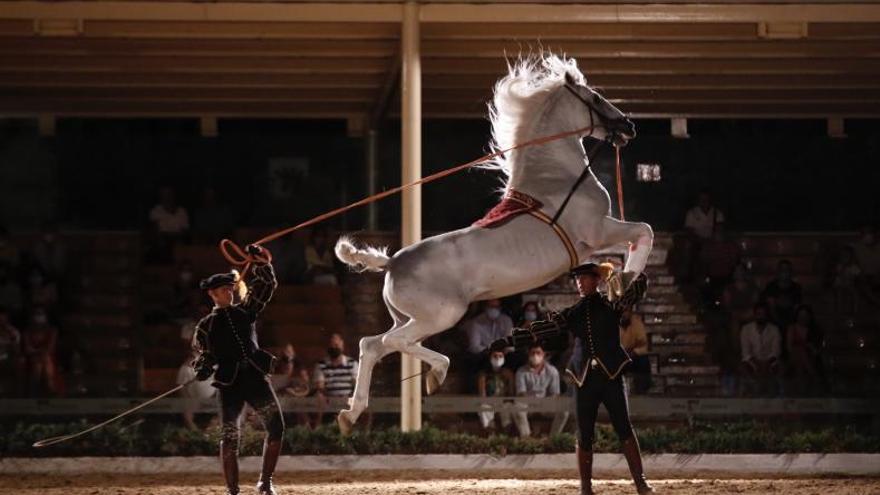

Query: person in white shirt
left=513, top=343, right=565, bottom=437
left=739, top=302, right=781, bottom=396
left=147, top=186, right=190, bottom=263
left=684, top=189, right=725, bottom=240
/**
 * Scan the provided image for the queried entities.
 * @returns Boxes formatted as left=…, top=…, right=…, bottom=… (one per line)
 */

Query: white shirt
left=740, top=321, right=781, bottom=363
left=685, top=206, right=724, bottom=239
left=149, top=205, right=190, bottom=234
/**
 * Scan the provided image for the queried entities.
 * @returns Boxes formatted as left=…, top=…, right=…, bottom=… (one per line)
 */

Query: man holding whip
left=192, top=244, right=284, bottom=495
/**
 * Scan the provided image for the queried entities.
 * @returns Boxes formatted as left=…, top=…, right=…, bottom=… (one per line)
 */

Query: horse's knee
left=381, top=333, right=408, bottom=351
left=637, top=222, right=654, bottom=243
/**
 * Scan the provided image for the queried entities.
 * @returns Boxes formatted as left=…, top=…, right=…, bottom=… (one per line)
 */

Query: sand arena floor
left=2, top=471, right=879, bottom=495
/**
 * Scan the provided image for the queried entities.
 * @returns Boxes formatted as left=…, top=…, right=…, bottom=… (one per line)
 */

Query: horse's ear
left=564, top=72, right=577, bottom=86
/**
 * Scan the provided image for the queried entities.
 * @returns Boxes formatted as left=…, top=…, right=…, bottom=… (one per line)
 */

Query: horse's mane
left=482, top=52, right=587, bottom=190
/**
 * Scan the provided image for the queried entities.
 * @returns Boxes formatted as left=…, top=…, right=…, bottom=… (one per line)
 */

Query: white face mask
left=490, top=357, right=504, bottom=370
left=486, top=308, right=501, bottom=320
left=524, top=310, right=537, bottom=321
left=529, top=354, right=544, bottom=367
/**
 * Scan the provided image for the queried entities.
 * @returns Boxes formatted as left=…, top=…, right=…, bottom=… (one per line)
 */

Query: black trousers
left=575, top=369, right=634, bottom=447
left=218, top=365, right=285, bottom=446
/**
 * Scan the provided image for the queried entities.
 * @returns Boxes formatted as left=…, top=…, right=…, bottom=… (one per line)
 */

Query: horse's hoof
left=337, top=411, right=354, bottom=436
left=425, top=367, right=446, bottom=395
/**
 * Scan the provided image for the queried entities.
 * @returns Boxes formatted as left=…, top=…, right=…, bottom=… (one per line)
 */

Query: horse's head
left=562, top=72, right=636, bottom=147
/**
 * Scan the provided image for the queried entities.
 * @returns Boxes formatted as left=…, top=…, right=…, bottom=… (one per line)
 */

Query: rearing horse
left=334, top=54, right=653, bottom=433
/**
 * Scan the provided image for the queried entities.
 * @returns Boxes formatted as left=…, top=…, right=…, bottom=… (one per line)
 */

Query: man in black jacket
left=490, top=262, right=653, bottom=495
left=192, top=244, right=283, bottom=495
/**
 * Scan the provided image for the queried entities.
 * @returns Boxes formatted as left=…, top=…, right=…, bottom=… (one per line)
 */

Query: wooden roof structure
left=1, top=1, right=879, bottom=124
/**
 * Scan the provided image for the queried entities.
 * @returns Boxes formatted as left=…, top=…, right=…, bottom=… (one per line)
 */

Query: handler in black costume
left=192, top=244, right=284, bottom=495
left=489, top=262, right=653, bottom=495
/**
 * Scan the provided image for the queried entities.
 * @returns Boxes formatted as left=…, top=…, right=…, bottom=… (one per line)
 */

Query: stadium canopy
left=1, top=1, right=879, bottom=127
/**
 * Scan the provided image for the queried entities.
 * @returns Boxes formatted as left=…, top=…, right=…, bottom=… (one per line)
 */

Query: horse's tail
left=335, top=236, right=390, bottom=272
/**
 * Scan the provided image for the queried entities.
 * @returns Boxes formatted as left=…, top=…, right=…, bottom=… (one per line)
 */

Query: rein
left=220, top=122, right=613, bottom=276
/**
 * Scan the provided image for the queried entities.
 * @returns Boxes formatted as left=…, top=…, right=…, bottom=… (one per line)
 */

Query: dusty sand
left=2, top=471, right=879, bottom=495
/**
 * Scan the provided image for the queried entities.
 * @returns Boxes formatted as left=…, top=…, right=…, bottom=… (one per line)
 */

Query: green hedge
left=2, top=420, right=878, bottom=457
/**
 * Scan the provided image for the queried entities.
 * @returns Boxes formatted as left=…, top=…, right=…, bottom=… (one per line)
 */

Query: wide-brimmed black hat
left=199, top=271, right=237, bottom=290
left=569, top=262, right=601, bottom=277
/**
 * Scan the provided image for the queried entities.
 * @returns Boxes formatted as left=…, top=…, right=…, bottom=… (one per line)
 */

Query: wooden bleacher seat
left=264, top=303, right=346, bottom=327
left=275, top=284, right=342, bottom=304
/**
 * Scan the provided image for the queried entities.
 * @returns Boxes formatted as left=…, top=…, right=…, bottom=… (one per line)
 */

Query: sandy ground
left=2, top=472, right=879, bottom=495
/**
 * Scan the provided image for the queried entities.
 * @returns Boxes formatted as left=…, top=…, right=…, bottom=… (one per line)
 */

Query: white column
left=399, top=0, right=422, bottom=432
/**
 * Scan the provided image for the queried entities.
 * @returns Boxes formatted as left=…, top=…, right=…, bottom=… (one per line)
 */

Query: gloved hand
left=246, top=244, right=264, bottom=257
left=196, top=365, right=214, bottom=381
left=192, top=353, right=216, bottom=381
left=487, top=336, right=511, bottom=354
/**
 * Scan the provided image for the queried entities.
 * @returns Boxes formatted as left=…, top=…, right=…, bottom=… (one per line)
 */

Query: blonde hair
left=232, top=269, right=248, bottom=300
left=597, top=262, right=615, bottom=281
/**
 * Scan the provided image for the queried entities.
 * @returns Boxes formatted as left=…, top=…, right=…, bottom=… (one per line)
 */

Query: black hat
left=199, top=272, right=237, bottom=290
left=569, top=262, right=601, bottom=277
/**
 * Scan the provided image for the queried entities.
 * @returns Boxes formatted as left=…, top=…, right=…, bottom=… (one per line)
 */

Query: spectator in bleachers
left=518, top=301, right=540, bottom=328
left=511, top=300, right=542, bottom=372
left=0, top=264, right=23, bottom=321
left=477, top=350, right=514, bottom=433
left=313, top=333, right=358, bottom=423
left=697, top=226, right=741, bottom=309
left=786, top=304, right=824, bottom=395
left=852, top=225, right=880, bottom=305
left=25, top=267, right=59, bottom=316
left=718, top=263, right=758, bottom=396
left=682, top=189, right=725, bottom=282
left=761, top=259, right=803, bottom=330
left=147, top=186, right=190, bottom=263
left=620, top=309, right=652, bottom=394
left=0, top=225, right=19, bottom=267
left=463, top=299, right=514, bottom=380
left=273, top=343, right=311, bottom=427
left=740, top=302, right=781, bottom=396
left=192, top=187, right=234, bottom=244
left=22, top=306, right=58, bottom=396
left=831, top=245, right=861, bottom=314
left=0, top=307, right=23, bottom=396
left=513, top=343, right=563, bottom=437
left=304, top=226, right=338, bottom=285
left=31, top=223, right=67, bottom=281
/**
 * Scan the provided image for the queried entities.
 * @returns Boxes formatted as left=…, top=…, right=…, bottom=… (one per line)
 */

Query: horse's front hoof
left=425, top=367, right=446, bottom=395
left=337, top=411, right=355, bottom=436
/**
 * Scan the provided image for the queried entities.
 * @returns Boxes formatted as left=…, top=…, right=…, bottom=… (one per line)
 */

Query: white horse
left=334, top=53, right=653, bottom=433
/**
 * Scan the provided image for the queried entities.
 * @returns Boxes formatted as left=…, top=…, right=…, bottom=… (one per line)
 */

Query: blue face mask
left=486, top=308, right=501, bottom=320
left=524, top=310, right=537, bottom=321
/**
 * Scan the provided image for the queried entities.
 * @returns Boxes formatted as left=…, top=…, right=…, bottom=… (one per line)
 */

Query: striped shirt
left=313, top=355, right=358, bottom=397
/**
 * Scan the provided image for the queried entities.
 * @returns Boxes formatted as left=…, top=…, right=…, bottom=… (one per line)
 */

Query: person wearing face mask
left=488, top=262, right=653, bottom=495
left=739, top=302, right=782, bottom=397
left=477, top=350, right=514, bottom=432
left=313, top=333, right=359, bottom=425
left=619, top=309, right=651, bottom=395
left=190, top=244, right=282, bottom=495
left=463, top=299, right=514, bottom=380
left=22, top=307, right=58, bottom=396
left=512, top=343, right=563, bottom=437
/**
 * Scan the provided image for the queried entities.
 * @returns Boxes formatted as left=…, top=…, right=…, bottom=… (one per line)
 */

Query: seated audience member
left=513, top=343, right=563, bottom=437
left=620, top=308, right=652, bottom=394
left=313, top=333, right=358, bottom=423
left=517, top=301, right=540, bottom=328
left=0, top=263, right=23, bottom=320
left=786, top=305, right=824, bottom=395
left=192, top=187, right=233, bottom=244
left=22, top=307, right=58, bottom=396
left=477, top=350, right=514, bottom=432
left=0, top=307, right=23, bottom=396
left=852, top=225, right=880, bottom=305
left=31, top=223, right=67, bottom=281
left=464, top=299, right=514, bottom=357
left=682, top=189, right=725, bottom=282
left=0, top=226, right=19, bottom=267
left=147, top=186, right=190, bottom=262
left=740, top=302, right=781, bottom=396
left=304, top=226, right=338, bottom=285
left=697, top=226, right=741, bottom=309
left=272, top=343, right=311, bottom=427
left=831, top=245, right=861, bottom=314
left=177, top=350, right=217, bottom=430
left=717, top=263, right=758, bottom=395
left=761, top=259, right=802, bottom=330
left=25, top=267, right=59, bottom=316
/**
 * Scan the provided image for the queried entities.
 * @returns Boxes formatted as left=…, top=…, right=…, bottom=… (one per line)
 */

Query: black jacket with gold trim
left=191, top=262, right=278, bottom=387
left=507, top=273, right=648, bottom=387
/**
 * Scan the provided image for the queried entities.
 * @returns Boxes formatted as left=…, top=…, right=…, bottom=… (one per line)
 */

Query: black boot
left=576, top=445, right=593, bottom=495
left=256, top=438, right=282, bottom=494
left=220, top=440, right=240, bottom=495
left=621, top=436, right=653, bottom=494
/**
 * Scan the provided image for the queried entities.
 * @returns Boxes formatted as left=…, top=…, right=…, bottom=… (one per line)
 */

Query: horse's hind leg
left=600, top=216, right=654, bottom=274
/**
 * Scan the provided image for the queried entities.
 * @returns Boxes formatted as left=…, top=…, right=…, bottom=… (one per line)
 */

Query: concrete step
left=660, top=364, right=719, bottom=375
left=661, top=353, right=713, bottom=366
left=647, top=284, right=680, bottom=296
left=650, top=344, right=705, bottom=356
left=662, top=374, right=720, bottom=387
left=643, top=313, right=698, bottom=325
left=639, top=303, right=693, bottom=314
left=650, top=332, right=707, bottom=345
left=662, top=385, right=721, bottom=397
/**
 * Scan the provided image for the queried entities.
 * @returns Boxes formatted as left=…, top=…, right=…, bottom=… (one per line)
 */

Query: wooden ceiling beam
left=422, top=22, right=759, bottom=40
left=0, top=71, right=385, bottom=88
left=0, top=55, right=392, bottom=73
left=81, top=20, right=400, bottom=39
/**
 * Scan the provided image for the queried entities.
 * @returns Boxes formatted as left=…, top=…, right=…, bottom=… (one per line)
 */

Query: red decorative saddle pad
left=473, top=189, right=543, bottom=229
